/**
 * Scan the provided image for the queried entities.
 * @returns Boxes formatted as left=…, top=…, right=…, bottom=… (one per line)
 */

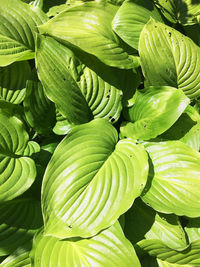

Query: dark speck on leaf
left=111, top=118, right=115, bottom=123
left=63, top=77, right=66, bottom=81
left=169, top=32, right=172, bottom=37
left=106, top=95, right=110, bottom=99
left=144, top=125, right=147, bottom=128
left=68, top=225, right=72, bottom=229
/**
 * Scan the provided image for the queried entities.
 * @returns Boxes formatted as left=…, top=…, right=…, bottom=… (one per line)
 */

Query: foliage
left=0, top=0, right=200, bottom=266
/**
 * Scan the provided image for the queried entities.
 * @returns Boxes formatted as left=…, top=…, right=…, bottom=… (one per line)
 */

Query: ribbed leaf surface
left=125, top=199, right=188, bottom=251
left=0, top=0, right=47, bottom=66
left=24, top=71, right=56, bottom=136
left=38, top=2, right=135, bottom=69
left=154, top=0, right=200, bottom=25
left=0, top=109, right=37, bottom=201
left=0, top=62, right=31, bottom=104
left=0, top=198, right=42, bottom=256
left=36, top=36, right=122, bottom=124
left=120, top=86, right=189, bottom=140
left=112, top=0, right=163, bottom=49
left=42, top=119, right=149, bottom=238
left=30, top=222, right=141, bottom=267
left=138, top=239, right=200, bottom=265
left=139, top=19, right=200, bottom=99
left=141, top=141, right=200, bottom=217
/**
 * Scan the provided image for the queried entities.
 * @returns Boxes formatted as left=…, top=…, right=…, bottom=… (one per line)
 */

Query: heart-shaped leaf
left=139, top=19, right=200, bottom=99
left=141, top=141, right=200, bottom=217
left=42, top=119, right=149, bottom=238
left=36, top=35, right=122, bottom=124
left=30, top=222, right=141, bottom=267
left=0, top=0, right=47, bottom=66
left=38, top=2, right=135, bottom=69
left=0, top=105, right=37, bottom=201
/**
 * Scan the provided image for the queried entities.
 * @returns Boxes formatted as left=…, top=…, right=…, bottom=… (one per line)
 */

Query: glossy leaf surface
left=42, top=119, right=149, bottom=238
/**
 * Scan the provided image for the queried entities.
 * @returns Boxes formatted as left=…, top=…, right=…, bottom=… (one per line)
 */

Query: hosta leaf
left=141, top=141, right=200, bottom=217
left=137, top=239, right=200, bottom=265
left=0, top=61, right=31, bottom=104
left=30, top=222, right=141, bottom=267
left=125, top=199, right=188, bottom=250
left=0, top=198, right=42, bottom=256
left=184, top=24, right=200, bottom=46
left=24, top=70, right=56, bottom=136
left=0, top=0, right=48, bottom=66
left=120, top=86, right=189, bottom=140
left=112, top=0, right=163, bottom=50
left=36, top=35, right=122, bottom=124
left=42, top=119, right=149, bottom=238
left=0, top=108, right=37, bottom=201
left=139, top=19, right=200, bottom=99
left=157, top=259, right=191, bottom=267
left=0, top=241, right=31, bottom=267
left=38, top=2, right=135, bottom=69
left=53, top=109, right=74, bottom=135
left=154, top=0, right=200, bottom=25
left=185, top=217, right=200, bottom=243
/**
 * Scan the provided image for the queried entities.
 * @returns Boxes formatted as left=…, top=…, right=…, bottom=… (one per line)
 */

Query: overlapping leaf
left=30, top=222, right=141, bottom=267
left=0, top=198, right=42, bottom=257
left=38, top=2, right=135, bottom=69
left=120, top=86, right=189, bottom=140
left=0, top=62, right=31, bottom=104
left=36, top=35, right=122, bottom=124
left=138, top=239, right=200, bottom=265
left=24, top=70, right=56, bottom=136
left=141, top=141, right=200, bottom=217
left=0, top=106, right=37, bottom=201
left=0, top=0, right=47, bottom=66
left=125, top=199, right=188, bottom=250
left=139, top=19, right=200, bottom=99
left=154, top=0, right=200, bottom=25
left=42, top=119, right=149, bottom=238
left=112, top=0, right=163, bottom=49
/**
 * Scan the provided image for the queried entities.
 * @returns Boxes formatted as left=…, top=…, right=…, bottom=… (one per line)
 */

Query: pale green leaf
left=185, top=217, right=200, bottom=243
left=120, top=86, right=189, bottom=140
left=0, top=61, right=31, bottom=104
left=137, top=239, right=200, bottom=265
left=124, top=199, right=188, bottom=250
left=38, top=2, right=135, bottom=69
left=112, top=0, right=163, bottom=49
left=30, top=222, right=141, bottom=267
left=157, top=258, right=192, bottom=267
left=0, top=198, right=42, bottom=256
left=0, top=0, right=47, bottom=66
left=42, top=119, right=149, bottom=238
left=0, top=108, right=36, bottom=201
left=53, top=109, right=74, bottom=135
left=139, top=19, right=200, bottom=99
left=141, top=141, right=200, bottom=217
left=36, top=35, right=122, bottom=124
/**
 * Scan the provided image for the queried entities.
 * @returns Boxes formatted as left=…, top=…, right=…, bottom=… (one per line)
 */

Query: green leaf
left=38, top=2, right=135, bottom=69
left=0, top=198, right=42, bottom=256
left=125, top=199, right=188, bottom=250
left=157, top=259, right=191, bottom=267
left=137, top=239, right=200, bottom=265
left=42, top=119, right=149, bottom=238
left=184, top=24, right=200, bottom=47
left=185, top=217, right=200, bottom=243
left=53, top=109, right=74, bottom=135
left=0, top=61, right=31, bottom=104
left=0, top=107, right=37, bottom=201
left=120, top=86, right=189, bottom=140
left=0, top=0, right=48, bottom=66
left=24, top=70, right=56, bottom=136
left=36, top=35, right=123, bottom=124
left=112, top=0, right=163, bottom=50
left=139, top=19, right=200, bottom=99
left=0, top=241, right=31, bottom=267
left=154, top=0, right=200, bottom=25
left=30, top=222, right=141, bottom=267
left=141, top=141, right=200, bottom=217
